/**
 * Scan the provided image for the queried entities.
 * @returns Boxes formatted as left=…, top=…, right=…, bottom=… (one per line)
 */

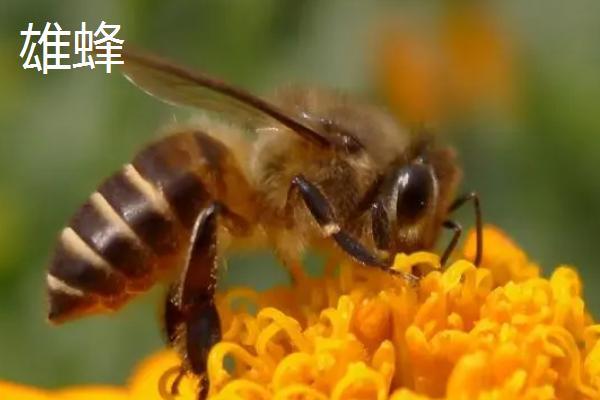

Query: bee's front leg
left=440, top=220, right=463, bottom=266
left=288, top=175, right=417, bottom=284
left=444, top=192, right=483, bottom=266
left=161, top=202, right=245, bottom=400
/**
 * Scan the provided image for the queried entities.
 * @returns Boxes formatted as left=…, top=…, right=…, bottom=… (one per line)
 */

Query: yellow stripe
left=122, top=164, right=174, bottom=217
left=60, top=227, right=113, bottom=274
left=90, top=192, right=141, bottom=243
left=47, top=274, right=84, bottom=297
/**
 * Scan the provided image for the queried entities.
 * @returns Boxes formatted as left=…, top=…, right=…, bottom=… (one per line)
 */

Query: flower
left=1, top=225, right=599, bottom=399
left=376, top=4, right=517, bottom=124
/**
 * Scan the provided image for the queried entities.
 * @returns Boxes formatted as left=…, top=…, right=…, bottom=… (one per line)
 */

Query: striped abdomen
left=46, top=130, right=252, bottom=323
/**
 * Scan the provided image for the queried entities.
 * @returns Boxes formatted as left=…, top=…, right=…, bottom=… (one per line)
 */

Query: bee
left=45, top=48, right=482, bottom=399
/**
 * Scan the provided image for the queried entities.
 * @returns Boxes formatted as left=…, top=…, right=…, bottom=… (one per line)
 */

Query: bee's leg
left=164, top=284, right=182, bottom=346
left=285, top=258, right=308, bottom=285
left=440, top=220, right=462, bottom=266
left=289, top=175, right=417, bottom=284
left=160, top=283, right=215, bottom=399
left=159, top=286, right=186, bottom=397
left=446, top=192, right=483, bottom=266
left=162, top=203, right=235, bottom=400
left=181, top=203, right=223, bottom=400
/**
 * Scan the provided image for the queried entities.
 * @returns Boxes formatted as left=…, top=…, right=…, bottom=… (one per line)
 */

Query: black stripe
left=98, top=170, right=179, bottom=255
left=133, top=137, right=209, bottom=228
left=49, top=240, right=125, bottom=296
left=192, top=131, right=226, bottom=174
left=47, top=289, right=96, bottom=323
left=69, top=200, right=154, bottom=279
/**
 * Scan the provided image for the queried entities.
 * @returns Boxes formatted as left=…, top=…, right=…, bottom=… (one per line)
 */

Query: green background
left=1, top=0, right=599, bottom=388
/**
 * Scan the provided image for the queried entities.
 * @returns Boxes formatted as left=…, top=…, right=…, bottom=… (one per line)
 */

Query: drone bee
left=46, top=48, right=482, bottom=399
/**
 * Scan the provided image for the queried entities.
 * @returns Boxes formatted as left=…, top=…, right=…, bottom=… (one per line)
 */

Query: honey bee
left=46, top=48, right=482, bottom=399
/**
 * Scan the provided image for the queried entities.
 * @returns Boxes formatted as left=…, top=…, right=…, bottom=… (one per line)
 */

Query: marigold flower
left=1, top=226, right=599, bottom=399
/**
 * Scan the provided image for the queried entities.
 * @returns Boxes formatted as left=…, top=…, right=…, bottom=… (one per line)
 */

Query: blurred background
left=1, top=0, right=599, bottom=389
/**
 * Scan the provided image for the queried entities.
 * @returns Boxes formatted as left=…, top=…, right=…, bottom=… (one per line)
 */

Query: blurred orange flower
left=377, top=4, right=517, bottom=124
left=1, top=226, right=599, bottom=399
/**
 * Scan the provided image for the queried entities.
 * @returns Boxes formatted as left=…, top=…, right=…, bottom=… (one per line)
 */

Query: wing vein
left=121, top=48, right=331, bottom=147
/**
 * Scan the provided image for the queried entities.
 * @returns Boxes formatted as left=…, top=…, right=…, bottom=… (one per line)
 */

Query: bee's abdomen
left=47, top=130, right=235, bottom=323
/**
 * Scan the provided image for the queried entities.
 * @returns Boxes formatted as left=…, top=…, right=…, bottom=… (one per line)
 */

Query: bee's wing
left=121, top=48, right=330, bottom=147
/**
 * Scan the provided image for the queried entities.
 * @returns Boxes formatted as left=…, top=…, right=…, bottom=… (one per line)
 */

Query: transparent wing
left=120, top=48, right=330, bottom=147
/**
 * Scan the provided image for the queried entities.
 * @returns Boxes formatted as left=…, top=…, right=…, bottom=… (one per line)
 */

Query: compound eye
left=396, top=163, right=435, bottom=222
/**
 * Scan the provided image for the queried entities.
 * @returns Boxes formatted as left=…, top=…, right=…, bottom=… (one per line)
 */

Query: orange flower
left=1, top=226, right=599, bottom=399
left=376, top=4, right=517, bottom=124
